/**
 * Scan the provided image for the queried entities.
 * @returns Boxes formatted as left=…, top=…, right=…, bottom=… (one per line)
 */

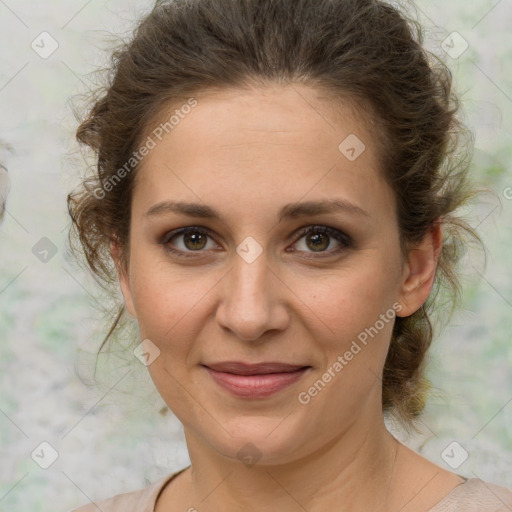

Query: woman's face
left=114, top=84, right=436, bottom=465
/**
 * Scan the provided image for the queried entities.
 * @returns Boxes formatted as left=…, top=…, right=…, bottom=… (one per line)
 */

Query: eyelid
left=161, top=226, right=220, bottom=255
left=161, top=224, right=353, bottom=258
left=292, top=225, right=352, bottom=249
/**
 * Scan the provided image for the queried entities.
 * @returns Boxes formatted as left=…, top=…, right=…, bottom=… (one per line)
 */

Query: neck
left=182, top=413, right=400, bottom=512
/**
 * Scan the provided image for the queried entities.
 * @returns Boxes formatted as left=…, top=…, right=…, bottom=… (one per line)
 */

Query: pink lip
left=204, top=361, right=308, bottom=375
left=202, top=362, right=311, bottom=398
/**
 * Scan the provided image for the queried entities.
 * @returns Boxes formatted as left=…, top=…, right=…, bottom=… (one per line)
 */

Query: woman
left=68, top=0, right=512, bottom=510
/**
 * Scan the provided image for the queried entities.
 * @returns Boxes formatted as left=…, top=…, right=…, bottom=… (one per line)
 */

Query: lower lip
left=204, top=366, right=310, bottom=398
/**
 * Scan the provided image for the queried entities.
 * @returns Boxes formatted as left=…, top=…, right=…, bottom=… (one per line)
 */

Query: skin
left=111, top=83, right=464, bottom=511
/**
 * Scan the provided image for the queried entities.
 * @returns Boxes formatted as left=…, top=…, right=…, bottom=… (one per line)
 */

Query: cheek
left=130, top=265, right=207, bottom=406
left=297, top=272, right=398, bottom=418
left=303, top=257, right=400, bottom=339
left=312, top=292, right=395, bottom=380
left=129, top=256, right=217, bottom=352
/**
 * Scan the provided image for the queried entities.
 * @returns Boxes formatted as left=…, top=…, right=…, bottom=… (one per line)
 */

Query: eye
left=162, top=226, right=219, bottom=256
left=289, top=225, right=352, bottom=257
left=161, top=224, right=352, bottom=259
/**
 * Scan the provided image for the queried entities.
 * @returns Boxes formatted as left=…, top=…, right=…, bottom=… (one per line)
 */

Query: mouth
left=201, top=361, right=312, bottom=398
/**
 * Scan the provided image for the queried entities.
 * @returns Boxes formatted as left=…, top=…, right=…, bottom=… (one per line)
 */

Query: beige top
left=71, top=466, right=512, bottom=512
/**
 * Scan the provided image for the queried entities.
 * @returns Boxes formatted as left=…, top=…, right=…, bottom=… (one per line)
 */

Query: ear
left=110, top=239, right=137, bottom=318
left=396, top=221, right=443, bottom=318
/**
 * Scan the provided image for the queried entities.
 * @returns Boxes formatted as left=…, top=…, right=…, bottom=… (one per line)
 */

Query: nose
left=215, top=248, right=290, bottom=342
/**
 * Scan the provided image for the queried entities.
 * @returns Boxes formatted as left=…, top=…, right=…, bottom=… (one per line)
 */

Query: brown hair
left=67, top=0, right=481, bottom=429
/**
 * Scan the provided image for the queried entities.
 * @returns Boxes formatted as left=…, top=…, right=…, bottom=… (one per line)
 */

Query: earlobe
left=110, top=239, right=137, bottom=318
left=396, top=221, right=443, bottom=318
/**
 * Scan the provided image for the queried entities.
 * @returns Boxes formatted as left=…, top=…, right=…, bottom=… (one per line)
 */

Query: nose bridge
left=231, top=234, right=271, bottom=300
left=234, top=244, right=269, bottom=297
left=216, top=239, right=287, bottom=341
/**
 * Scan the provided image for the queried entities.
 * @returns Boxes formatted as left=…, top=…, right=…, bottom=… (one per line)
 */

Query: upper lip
left=203, top=361, right=310, bottom=375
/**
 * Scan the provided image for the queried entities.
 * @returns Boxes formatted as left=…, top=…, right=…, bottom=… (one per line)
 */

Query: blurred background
left=0, top=1, right=511, bottom=510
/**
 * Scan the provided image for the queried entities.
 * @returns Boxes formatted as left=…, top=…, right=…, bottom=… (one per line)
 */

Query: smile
left=202, top=363, right=311, bottom=398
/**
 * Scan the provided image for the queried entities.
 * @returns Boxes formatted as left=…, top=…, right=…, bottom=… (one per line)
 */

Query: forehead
left=132, top=84, right=394, bottom=223
left=142, top=83, right=379, bottom=156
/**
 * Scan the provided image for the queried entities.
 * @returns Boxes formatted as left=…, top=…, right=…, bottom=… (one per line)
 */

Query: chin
left=205, top=416, right=312, bottom=467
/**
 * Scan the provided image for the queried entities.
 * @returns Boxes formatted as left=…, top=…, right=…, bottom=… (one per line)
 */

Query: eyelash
left=161, top=225, right=353, bottom=259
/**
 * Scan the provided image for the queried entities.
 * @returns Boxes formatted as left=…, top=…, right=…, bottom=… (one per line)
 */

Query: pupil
left=185, top=232, right=206, bottom=250
left=308, top=233, right=328, bottom=251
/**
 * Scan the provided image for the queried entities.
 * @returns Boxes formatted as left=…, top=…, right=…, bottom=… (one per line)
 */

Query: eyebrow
left=144, top=199, right=370, bottom=222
